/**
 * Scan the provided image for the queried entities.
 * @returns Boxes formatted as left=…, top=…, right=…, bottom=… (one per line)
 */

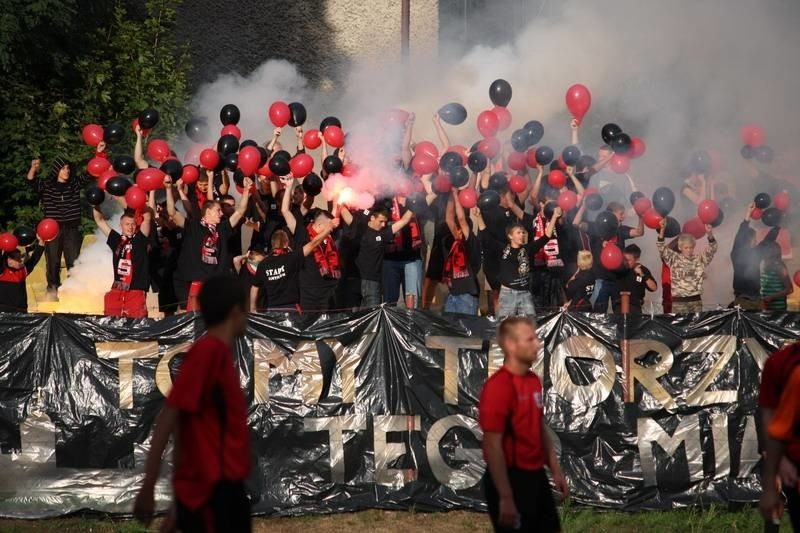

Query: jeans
left=44, top=224, right=82, bottom=289
left=383, top=259, right=423, bottom=306
left=360, top=279, right=382, bottom=308
left=444, top=293, right=478, bottom=315
left=592, top=278, right=618, bottom=313
left=498, top=286, right=536, bottom=318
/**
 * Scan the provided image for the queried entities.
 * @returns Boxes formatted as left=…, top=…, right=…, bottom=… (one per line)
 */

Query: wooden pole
left=401, top=0, right=410, bottom=63
left=620, top=291, right=632, bottom=403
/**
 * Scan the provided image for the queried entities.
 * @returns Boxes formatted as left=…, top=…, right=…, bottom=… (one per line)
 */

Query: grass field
left=0, top=505, right=789, bottom=532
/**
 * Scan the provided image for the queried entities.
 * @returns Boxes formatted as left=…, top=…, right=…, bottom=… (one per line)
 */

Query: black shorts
left=300, top=284, right=336, bottom=312
left=176, top=480, right=251, bottom=533
left=484, top=468, right=560, bottom=533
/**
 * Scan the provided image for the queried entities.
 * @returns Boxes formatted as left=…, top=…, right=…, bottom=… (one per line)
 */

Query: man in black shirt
left=730, top=202, right=779, bottom=310
left=0, top=241, right=45, bottom=312
left=93, top=206, right=153, bottom=318
left=614, top=244, right=657, bottom=314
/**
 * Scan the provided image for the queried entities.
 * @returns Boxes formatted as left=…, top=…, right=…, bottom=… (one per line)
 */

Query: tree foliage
left=0, top=0, right=190, bottom=232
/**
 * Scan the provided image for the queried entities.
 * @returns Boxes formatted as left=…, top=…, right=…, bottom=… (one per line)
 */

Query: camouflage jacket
left=657, top=237, right=717, bottom=298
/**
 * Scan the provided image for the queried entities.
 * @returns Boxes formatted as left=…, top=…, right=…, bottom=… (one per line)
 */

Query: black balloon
left=112, top=155, right=136, bottom=175
left=217, top=134, right=239, bottom=156
left=488, top=172, right=508, bottom=191
left=740, top=145, right=754, bottom=160
left=562, top=145, right=581, bottom=166
left=711, top=209, right=725, bottom=228
left=224, top=152, right=238, bottom=171
left=755, top=145, right=774, bottom=164
left=630, top=191, right=645, bottom=204
left=469, top=140, right=480, bottom=153
left=214, top=158, right=225, bottom=173
left=239, top=139, right=258, bottom=149
left=754, top=192, right=771, bottom=209
left=322, top=155, right=343, bottom=174
left=184, top=118, right=208, bottom=142
left=406, top=193, right=427, bottom=214
left=439, top=151, right=462, bottom=172
left=577, top=154, right=597, bottom=172
left=138, top=108, right=160, bottom=130
left=467, top=151, right=488, bottom=172
left=689, top=150, right=711, bottom=174
left=523, top=120, right=544, bottom=146
left=288, top=102, right=307, bottom=127
left=13, top=226, right=36, bottom=247
left=489, top=79, right=512, bottom=107
left=586, top=193, right=603, bottom=211
left=595, top=211, right=619, bottom=239
left=449, top=166, right=469, bottom=188
left=272, top=150, right=291, bottom=162
left=219, top=104, right=240, bottom=126
left=543, top=201, right=557, bottom=220
left=762, top=207, right=782, bottom=227
left=232, top=170, right=245, bottom=188
left=652, top=187, right=675, bottom=216
left=269, top=156, right=290, bottom=176
left=103, top=123, right=125, bottom=145
left=437, top=103, right=467, bottom=125
left=478, top=190, right=501, bottom=210
left=611, top=133, right=632, bottom=155
left=511, top=129, right=529, bottom=153
left=601, top=123, right=622, bottom=145
left=85, top=185, right=105, bottom=206
left=320, top=116, right=342, bottom=132
left=664, top=216, right=681, bottom=238
left=160, top=159, right=182, bottom=180
left=257, top=146, right=269, bottom=168
left=302, top=173, right=323, bottom=196
left=535, top=146, right=554, bottom=166
left=106, top=176, right=132, bottom=196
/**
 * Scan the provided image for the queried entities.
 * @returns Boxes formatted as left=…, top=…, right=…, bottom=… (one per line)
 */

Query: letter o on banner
left=425, top=415, right=484, bottom=490
left=548, top=336, right=615, bottom=408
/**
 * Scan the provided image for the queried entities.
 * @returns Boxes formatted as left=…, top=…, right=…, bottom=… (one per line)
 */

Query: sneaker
left=43, top=288, right=59, bottom=302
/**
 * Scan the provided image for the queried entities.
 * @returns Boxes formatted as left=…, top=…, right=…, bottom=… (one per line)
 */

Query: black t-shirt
left=353, top=219, right=395, bottom=281
left=293, top=223, right=339, bottom=290
left=385, top=203, right=422, bottom=262
left=498, top=237, right=550, bottom=290
left=565, top=269, right=596, bottom=310
left=617, top=264, right=654, bottom=308
left=107, top=230, right=150, bottom=291
left=239, top=259, right=267, bottom=309
left=589, top=223, right=634, bottom=280
left=449, top=233, right=482, bottom=296
left=176, top=217, right=233, bottom=282
left=252, top=249, right=304, bottom=308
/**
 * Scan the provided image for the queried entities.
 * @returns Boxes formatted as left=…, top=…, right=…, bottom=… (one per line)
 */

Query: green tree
left=0, top=0, right=190, bottom=232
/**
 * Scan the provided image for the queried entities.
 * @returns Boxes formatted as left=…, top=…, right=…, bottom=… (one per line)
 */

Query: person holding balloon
left=92, top=205, right=152, bottom=318
left=614, top=244, right=658, bottom=314
left=657, top=218, right=717, bottom=313
left=0, top=237, right=45, bottom=312
left=759, top=241, right=793, bottom=312
left=730, top=202, right=780, bottom=310
left=26, top=145, right=104, bottom=301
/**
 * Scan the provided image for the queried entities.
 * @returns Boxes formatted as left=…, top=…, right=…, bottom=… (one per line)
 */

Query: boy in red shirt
left=479, top=316, right=568, bottom=532
left=134, top=275, right=252, bottom=532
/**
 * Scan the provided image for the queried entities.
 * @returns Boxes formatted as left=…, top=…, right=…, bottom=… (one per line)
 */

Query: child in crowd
left=760, top=241, right=793, bottom=311
left=564, top=250, right=595, bottom=311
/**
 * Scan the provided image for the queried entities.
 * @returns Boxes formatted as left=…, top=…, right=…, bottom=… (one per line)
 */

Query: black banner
left=0, top=308, right=798, bottom=517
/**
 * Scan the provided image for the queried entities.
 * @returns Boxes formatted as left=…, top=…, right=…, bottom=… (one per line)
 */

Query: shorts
left=484, top=468, right=560, bottom=533
left=103, top=289, right=147, bottom=318
left=176, top=480, right=251, bottom=533
left=300, top=284, right=336, bottom=312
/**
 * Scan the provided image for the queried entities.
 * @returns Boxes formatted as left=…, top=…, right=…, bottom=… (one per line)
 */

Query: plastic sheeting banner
left=0, top=308, right=797, bottom=518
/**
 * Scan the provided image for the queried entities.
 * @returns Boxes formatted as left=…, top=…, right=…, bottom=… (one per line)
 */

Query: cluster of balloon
left=739, top=125, right=773, bottom=163
left=438, top=103, right=467, bottom=125
left=565, top=84, right=591, bottom=125
left=37, top=218, right=60, bottom=242
left=0, top=232, right=18, bottom=253
left=13, top=226, right=36, bottom=247
left=600, top=122, right=645, bottom=175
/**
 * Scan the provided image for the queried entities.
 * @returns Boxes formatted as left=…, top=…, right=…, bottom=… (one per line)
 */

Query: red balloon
left=433, top=174, right=452, bottom=194
left=477, top=137, right=501, bottom=159
left=147, top=139, right=171, bottom=163
left=238, top=146, right=261, bottom=176
left=87, top=157, right=111, bottom=177
left=774, top=191, right=791, bottom=211
left=125, top=186, right=147, bottom=210
left=199, top=148, right=220, bottom=169
left=633, top=197, right=652, bottom=216
left=548, top=170, right=567, bottom=189
left=585, top=187, right=599, bottom=197
left=477, top=110, right=500, bottom=138
left=37, top=218, right=60, bottom=242
left=458, top=189, right=478, bottom=209
left=0, top=233, right=18, bottom=253
left=525, top=148, right=538, bottom=168
left=387, top=108, right=410, bottom=125
left=682, top=217, right=706, bottom=239
left=82, top=124, right=104, bottom=147
left=181, top=165, right=199, bottom=184
left=136, top=167, right=166, bottom=192
left=268, top=101, right=291, bottom=127
left=508, top=175, right=528, bottom=193
left=341, top=163, right=360, bottom=177
left=741, top=124, right=765, bottom=148
left=184, top=144, right=202, bottom=165
left=97, top=169, right=116, bottom=190
left=793, top=270, right=800, bottom=287
left=289, top=153, right=314, bottom=178
left=491, top=106, right=512, bottom=131
left=751, top=207, right=763, bottom=220
left=643, top=208, right=663, bottom=230
left=131, top=118, right=151, bottom=137
left=303, top=129, right=322, bottom=149
left=220, top=124, right=242, bottom=140
left=448, top=145, right=469, bottom=165
left=600, top=244, right=623, bottom=270
left=411, top=154, right=438, bottom=175
left=324, top=126, right=345, bottom=148
left=565, top=84, right=591, bottom=124
left=629, top=137, right=646, bottom=159
left=697, top=199, right=720, bottom=224
left=610, top=154, right=630, bottom=174
left=507, top=152, right=527, bottom=172
left=557, top=190, right=578, bottom=212
left=415, top=141, right=439, bottom=160
left=556, top=155, right=567, bottom=170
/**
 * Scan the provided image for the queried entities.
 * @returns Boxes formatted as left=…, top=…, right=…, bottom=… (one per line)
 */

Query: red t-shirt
left=166, top=334, right=251, bottom=509
left=758, top=342, right=800, bottom=461
left=479, top=366, right=545, bottom=470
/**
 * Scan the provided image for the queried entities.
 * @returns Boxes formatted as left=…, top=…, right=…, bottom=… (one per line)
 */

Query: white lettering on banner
left=549, top=336, right=615, bottom=409
left=373, top=415, right=421, bottom=489
left=425, top=415, right=484, bottom=490
left=638, top=415, right=704, bottom=486
left=303, top=415, right=367, bottom=483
